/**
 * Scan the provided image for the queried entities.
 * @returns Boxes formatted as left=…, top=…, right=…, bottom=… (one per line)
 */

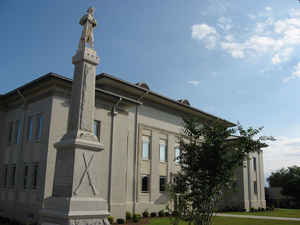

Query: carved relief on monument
left=73, top=152, right=98, bottom=196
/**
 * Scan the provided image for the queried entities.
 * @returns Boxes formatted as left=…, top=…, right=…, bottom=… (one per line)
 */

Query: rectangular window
left=3, top=165, right=8, bottom=187
left=27, top=117, right=33, bottom=141
left=141, top=175, right=149, bottom=192
left=142, top=136, right=150, bottom=160
left=254, top=181, right=258, bottom=194
left=14, top=120, right=21, bottom=144
left=253, top=157, right=257, bottom=171
left=8, top=121, right=14, bottom=145
left=175, top=148, right=180, bottom=163
left=36, top=114, right=43, bottom=140
left=24, top=165, right=29, bottom=189
left=11, top=165, right=16, bottom=187
left=94, top=120, right=101, bottom=140
left=32, top=164, right=39, bottom=189
left=160, top=139, right=167, bottom=162
left=160, top=176, right=167, bottom=192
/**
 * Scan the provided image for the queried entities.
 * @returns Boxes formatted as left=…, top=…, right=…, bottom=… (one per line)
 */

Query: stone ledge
left=54, top=137, right=104, bottom=152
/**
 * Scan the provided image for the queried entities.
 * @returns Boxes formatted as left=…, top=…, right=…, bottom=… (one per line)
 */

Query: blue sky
left=1, top=0, right=300, bottom=180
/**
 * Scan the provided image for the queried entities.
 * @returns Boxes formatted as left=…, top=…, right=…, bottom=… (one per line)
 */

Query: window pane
left=254, top=181, right=257, bottom=194
left=14, top=120, right=21, bottom=144
left=11, top=166, right=16, bottom=186
left=27, top=117, right=33, bottom=140
left=36, top=115, right=43, bottom=139
left=142, top=136, right=150, bottom=160
left=32, top=164, right=39, bottom=189
left=160, top=176, right=166, bottom=192
left=141, top=175, right=149, bottom=192
left=253, top=157, right=257, bottom=171
left=4, top=166, right=8, bottom=187
left=94, top=120, right=101, bottom=140
left=175, top=148, right=180, bottom=163
left=24, top=165, right=28, bottom=189
left=160, top=140, right=167, bottom=162
left=8, top=122, right=13, bottom=144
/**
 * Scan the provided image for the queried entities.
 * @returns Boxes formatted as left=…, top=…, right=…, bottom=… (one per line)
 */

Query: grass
left=223, top=208, right=300, bottom=218
left=148, top=217, right=300, bottom=225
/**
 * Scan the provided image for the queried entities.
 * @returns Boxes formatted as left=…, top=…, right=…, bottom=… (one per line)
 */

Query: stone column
left=40, top=8, right=109, bottom=225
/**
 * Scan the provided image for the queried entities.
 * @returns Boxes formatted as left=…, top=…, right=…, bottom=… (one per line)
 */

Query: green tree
left=268, top=166, right=300, bottom=206
left=267, top=168, right=290, bottom=187
left=169, top=117, right=273, bottom=225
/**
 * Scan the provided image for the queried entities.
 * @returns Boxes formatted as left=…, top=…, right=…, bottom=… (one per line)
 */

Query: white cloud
left=264, top=136, right=300, bottom=176
left=191, top=24, right=219, bottom=49
left=248, top=14, right=257, bottom=20
left=220, top=42, right=245, bottom=58
left=272, top=48, right=293, bottom=64
left=191, top=7, right=300, bottom=73
left=187, top=80, right=200, bottom=86
left=289, top=8, right=300, bottom=18
left=217, top=17, right=233, bottom=31
left=265, top=6, right=272, bottom=12
left=282, top=61, right=300, bottom=83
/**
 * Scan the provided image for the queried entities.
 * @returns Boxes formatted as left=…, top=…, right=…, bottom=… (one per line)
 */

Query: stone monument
left=40, top=7, right=109, bottom=225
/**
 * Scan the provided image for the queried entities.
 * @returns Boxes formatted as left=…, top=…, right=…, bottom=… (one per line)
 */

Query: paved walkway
left=215, top=213, right=300, bottom=221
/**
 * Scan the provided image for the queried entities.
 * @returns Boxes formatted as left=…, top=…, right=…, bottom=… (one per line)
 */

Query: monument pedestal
left=40, top=197, right=109, bottom=225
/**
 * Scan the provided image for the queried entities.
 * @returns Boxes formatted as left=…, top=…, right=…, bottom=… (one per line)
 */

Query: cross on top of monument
left=78, top=7, right=97, bottom=50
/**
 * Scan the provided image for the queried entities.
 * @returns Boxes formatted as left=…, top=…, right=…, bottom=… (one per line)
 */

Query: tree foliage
left=169, top=117, right=273, bottom=225
left=268, top=166, right=300, bottom=205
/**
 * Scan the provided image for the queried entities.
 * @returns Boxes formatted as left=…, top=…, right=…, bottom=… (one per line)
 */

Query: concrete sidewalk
left=215, top=213, right=300, bottom=221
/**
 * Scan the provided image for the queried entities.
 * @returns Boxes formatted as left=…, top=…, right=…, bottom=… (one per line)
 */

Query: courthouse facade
left=0, top=73, right=266, bottom=221
left=0, top=8, right=266, bottom=224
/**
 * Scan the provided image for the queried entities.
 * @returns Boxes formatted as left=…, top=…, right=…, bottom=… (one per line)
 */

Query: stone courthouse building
left=0, top=8, right=266, bottom=225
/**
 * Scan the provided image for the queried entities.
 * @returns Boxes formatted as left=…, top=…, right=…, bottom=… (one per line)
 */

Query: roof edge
left=97, top=73, right=236, bottom=127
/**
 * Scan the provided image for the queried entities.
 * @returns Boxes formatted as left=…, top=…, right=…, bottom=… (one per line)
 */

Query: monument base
left=40, top=197, right=110, bottom=225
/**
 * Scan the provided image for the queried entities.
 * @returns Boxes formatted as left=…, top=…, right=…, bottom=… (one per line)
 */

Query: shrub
left=172, top=211, right=179, bottom=217
left=165, top=212, right=170, bottom=217
left=158, top=210, right=165, bottom=217
left=150, top=212, right=157, bottom=217
left=142, top=210, right=149, bottom=218
left=126, top=212, right=132, bottom=220
left=132, top=214, right=141, bottom=223
left=116, top=218, right=125, bottom=224
left=108, top=216, right=114, bottom=224
left=250, top=208, right=255, bottom=212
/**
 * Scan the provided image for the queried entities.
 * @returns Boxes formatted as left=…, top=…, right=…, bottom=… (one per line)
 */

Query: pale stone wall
left=0, top=96, right=53, bottom=222
left=0, top=87, right=267, bottom=221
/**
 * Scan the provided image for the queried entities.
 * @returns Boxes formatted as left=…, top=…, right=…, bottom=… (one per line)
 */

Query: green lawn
left=223, top=208, right=300, bottom=218
left=148, top=217, right=300, bottom=225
